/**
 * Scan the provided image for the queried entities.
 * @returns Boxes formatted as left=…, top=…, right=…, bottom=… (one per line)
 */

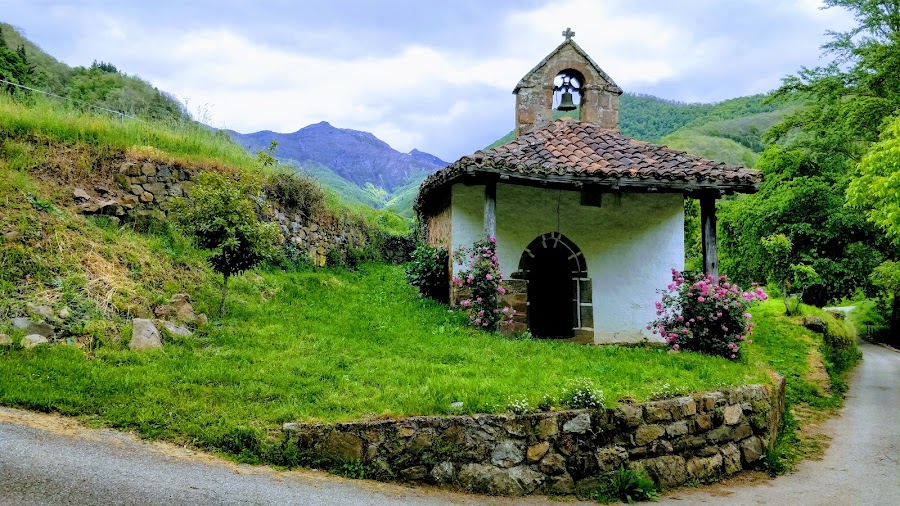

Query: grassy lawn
left=0, top=264, right=772, bottom=452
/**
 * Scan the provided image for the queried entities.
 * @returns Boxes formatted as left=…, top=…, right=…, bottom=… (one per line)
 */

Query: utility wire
left=0, top=78, right=144, bottom=123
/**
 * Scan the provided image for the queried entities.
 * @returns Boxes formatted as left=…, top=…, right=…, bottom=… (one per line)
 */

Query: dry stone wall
left=283, top=380, right=785, bottom=497
left=74, top=158, right=370, bottom=266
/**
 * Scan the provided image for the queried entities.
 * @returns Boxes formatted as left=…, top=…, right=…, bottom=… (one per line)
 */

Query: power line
left=0, top=78, right=144, bottom=123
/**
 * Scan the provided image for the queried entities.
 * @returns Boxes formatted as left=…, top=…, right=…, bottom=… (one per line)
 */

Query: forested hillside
left=0, top=23, right=188, bottom=122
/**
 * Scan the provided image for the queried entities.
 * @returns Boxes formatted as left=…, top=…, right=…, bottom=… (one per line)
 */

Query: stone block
left=430, top=461, right=455, bottom=484
left=527, top=441, right=550, bottom=463
left=141, top=162, right=157, bottom=176
left=644, top=401, right=673, bottom=422
left=22, top=334, right=49, bottom=348
left=695, top=413, right=714, bottom=431
left=699, top=392, right=724, bottom=412
left=157, top=167, right=172, bottom=178
left=721, top=442, right=742, bottom=475
left=491, top=439, right=525, bottom=468
left=130, top=319, right=163, bottom=350
left=671, top=397, right=697, bottom=419
left=733, top=422, right=753, bottom=441
left=545, top=472, right=575, bottom=495
left=596, top=446, right=628, bottom=472
left=120, top=162, right=141, bottom=176
left=616, top=403, right=643, bottom=428
left=740, top=436, right=764, bottom=465
left=635, top=424, right=665, bottom=446
left=458, top=463, right=543, bottom=496
left=686, top=453, right=723, bottom=482
left=631, top=455, right=687, bottom=489
left=139, top=192, right=154, bottom=203
left=723, top=404, right=743, bottom=425
left=319, top=432, right=364, bottom=463
left=706, top=425, right=734, bottom=444
left=400, top=465, right=427, bottom=482
left=142, top=183, right=166, bottom=196
left=562, top=413, right=591, bottom=434
left=538, top=452, right=567, bottom=475
left=666, top=420, right=689, bottom=437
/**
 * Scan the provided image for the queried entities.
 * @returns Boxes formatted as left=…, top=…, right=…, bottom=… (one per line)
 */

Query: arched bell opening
left=553, top=69, right=585, bottom=120
left=518, top=232, right=593, bottom=339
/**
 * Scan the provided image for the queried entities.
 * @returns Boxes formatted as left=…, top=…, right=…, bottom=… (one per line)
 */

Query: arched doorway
left=517, top=232, right=593, bottom=339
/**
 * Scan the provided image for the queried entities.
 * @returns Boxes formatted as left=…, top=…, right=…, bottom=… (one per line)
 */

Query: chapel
left=414, top=29, right=762, bottom=344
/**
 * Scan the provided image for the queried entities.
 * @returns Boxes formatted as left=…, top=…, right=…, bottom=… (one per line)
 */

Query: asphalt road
left=0, top=341, right=896, bottom=505
left=660, top=340, right=900, bottom=506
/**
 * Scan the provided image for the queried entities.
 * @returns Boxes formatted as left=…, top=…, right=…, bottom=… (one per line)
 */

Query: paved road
left=1, top=341, right=896, bottom=505
left=0, top=408, right=585, bottom=506
left=660, top=340, right=899, bottom=506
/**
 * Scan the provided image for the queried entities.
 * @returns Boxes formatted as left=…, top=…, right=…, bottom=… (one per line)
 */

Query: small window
left=580, top=191, right=601, bottom=207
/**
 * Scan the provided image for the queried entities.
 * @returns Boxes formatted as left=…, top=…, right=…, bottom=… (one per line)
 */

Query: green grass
left=0, top=264, right=769, bottom=426
left=0, top=94, right=256, bottom=170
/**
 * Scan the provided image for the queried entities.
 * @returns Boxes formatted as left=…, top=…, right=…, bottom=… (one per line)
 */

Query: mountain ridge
left=226, top=122, right=447, bottom=191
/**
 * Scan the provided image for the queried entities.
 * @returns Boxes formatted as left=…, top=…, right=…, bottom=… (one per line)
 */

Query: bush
left=650, top=270, right=767, bottom=359
left=604, top=467, right=658, bottom=503
left=452, top=237, right=516, bottom=331
left=325, top=247, right=345, bottom=268
left=405, top=243, right=449, bottom=303
left=264, top=172, right=326, bottom=218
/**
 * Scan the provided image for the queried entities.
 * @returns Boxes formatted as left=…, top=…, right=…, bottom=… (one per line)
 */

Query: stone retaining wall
left=283, top=379, right=785, bottom=497
left=75, top=158, right=371, bottom=266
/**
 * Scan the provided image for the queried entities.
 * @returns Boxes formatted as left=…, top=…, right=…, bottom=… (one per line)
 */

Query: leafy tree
left=721, top=0, right=900, bottom=304
left=173, top=172, right=280, bottom=314
left=0, top=26, right=35, bottom=92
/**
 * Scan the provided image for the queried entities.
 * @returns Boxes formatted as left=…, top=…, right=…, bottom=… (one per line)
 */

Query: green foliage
left=651, top=271, right=765, bottom=359
left=452, top=238, right=516, bottom=331
left=171, top=171, right=279, bottom=313
left=605, top=467, right=658, bottom=503
left=559, top=378, right=605, bottom=409
left=404, top=243, right=449, bottom=302
left=0, top=26, right=35, bottom=91
left=263, top=171, right=326, bottom=218
left=847, top=115, right=900, bottom=240
left=720, top=145, right=887, bottom=305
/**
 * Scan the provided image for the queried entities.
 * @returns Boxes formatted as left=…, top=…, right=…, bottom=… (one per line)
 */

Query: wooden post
left=484, top=181, right=497, bottom=239
left=700, top=195, right=719, bottom=280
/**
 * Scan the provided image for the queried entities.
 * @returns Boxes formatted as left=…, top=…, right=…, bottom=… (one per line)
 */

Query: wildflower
left=673, top=344, right=679, bottom=350
left=503, top=307, right=510, bottom=313
left=486, top=273, right=493, bottom=281
left=498, top=286, right=506, bottom=294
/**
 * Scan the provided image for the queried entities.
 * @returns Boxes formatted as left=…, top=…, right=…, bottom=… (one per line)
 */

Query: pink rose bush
left=649, top=270, right=767, bottom=360
left=453, top=237, right=516, bottom=331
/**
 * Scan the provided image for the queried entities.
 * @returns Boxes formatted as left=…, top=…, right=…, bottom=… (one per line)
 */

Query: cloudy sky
left=3, top=0, right=854, bottom=161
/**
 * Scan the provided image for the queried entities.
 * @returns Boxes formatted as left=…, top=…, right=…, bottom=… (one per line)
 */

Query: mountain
left=226, top=122, right=445, bottom=191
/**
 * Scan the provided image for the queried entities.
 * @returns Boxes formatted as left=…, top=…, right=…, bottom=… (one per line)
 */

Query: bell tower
left=513, top=28, right=623, bottom=137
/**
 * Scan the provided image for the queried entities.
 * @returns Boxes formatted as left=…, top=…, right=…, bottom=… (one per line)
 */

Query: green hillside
left=1, top=23, right=188, bottom=122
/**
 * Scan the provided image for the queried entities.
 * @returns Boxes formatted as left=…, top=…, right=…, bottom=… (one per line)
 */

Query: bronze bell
left=557, top=91, right=577, bottom=111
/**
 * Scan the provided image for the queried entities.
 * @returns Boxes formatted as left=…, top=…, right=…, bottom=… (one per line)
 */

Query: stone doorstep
left=280, top=382, right=782, bottom=497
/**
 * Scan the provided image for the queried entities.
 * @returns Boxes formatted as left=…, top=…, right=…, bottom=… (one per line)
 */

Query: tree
left=721, top=0, right=900, bottom=304
left=172, top=172, right=279, bottom=314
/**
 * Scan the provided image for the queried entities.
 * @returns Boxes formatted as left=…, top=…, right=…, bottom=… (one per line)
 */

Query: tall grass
left=0, top=94, right=256, bottom=170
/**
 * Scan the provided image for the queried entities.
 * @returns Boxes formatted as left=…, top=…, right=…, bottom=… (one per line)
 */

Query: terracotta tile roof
left=416, top=119, right=762, bottom=213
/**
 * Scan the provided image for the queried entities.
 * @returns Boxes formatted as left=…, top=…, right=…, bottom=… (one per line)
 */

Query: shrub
left=650, top=270, right=767, bottom=360
left=171, top=171, right=280, bottom=314
left=405, top=243, right=449, bottom=303
left=452, top=237, right=516, bottom=331
left=325, top=247, right=345, bottom=268
left=264, top=171, right=326, bottom=218
left=604, top=467, right=658, bottom=503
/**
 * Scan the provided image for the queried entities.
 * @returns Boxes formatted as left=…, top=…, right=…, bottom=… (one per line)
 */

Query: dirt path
left=659, top=340, right=899, bottom=505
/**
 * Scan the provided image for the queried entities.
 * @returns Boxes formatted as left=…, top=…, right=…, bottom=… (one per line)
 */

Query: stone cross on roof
left=562, top=28, right=575, bottom=41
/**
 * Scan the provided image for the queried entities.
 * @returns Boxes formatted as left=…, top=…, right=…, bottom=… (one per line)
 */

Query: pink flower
left=697, top=296, right=706, bottom=302
left=462, top=300, right=471, bottom=307
left=476, top=297, right=482, bottom=302
left=498, top=286, right=506, bottom=294
left=730, top=354, right=736, bottom=359
left=502, top=307, right=510, bottom=313
left=490, top=236, right=497, bottom=244
left=486, top=273, right=493, bottom=281
left=673, top=344, right=680, bottom=350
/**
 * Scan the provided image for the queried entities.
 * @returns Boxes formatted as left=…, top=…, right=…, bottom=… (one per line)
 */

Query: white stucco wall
left=450, top=183, right=684, bottom=343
